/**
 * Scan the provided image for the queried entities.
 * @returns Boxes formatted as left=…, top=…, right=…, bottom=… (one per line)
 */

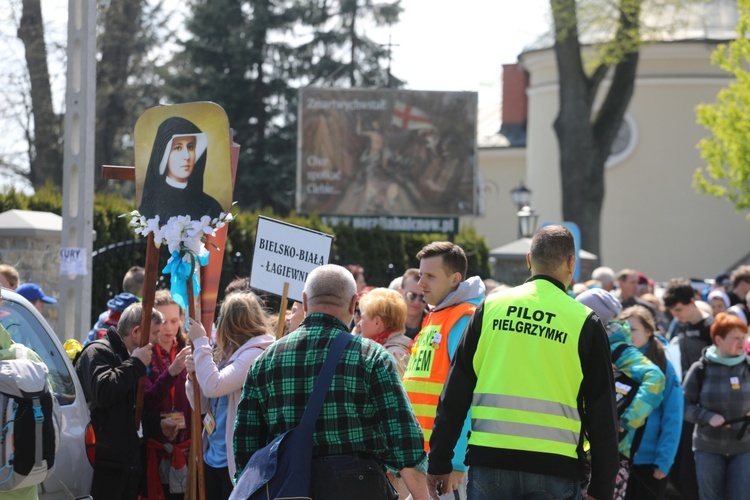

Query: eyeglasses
left=404, top=291, right=425, bottom=303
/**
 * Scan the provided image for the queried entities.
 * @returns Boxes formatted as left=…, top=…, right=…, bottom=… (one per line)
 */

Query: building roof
left=0, top=209, right=62, bottom=238
left=477, top=88, right=510, bottom=149
left=522, top=0, right=738, bottom=53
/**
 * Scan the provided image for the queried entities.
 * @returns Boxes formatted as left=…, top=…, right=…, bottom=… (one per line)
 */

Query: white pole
left=59, top=0, right=96, bottom=341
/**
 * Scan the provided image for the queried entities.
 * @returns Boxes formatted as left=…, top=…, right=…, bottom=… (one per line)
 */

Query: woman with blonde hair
left=357, top=287, right=411, bottom=376
left=185, top=291, right=275, bottom=500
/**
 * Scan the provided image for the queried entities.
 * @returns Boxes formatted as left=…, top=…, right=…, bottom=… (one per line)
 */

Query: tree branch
left=593, top=0, right=641, bottom=158
left=17, top=0, right=61, bottom=188
left=588, top=62, right=609, bottom=105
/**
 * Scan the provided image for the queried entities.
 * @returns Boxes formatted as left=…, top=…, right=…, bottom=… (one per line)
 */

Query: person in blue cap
left=86, top=293, right=141, bottom=345
left=16, top=282, right=57, bottom=315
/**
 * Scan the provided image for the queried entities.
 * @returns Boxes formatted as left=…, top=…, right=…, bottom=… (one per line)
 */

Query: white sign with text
left=59, top=247, right=87, bottom=276
left=250, top=216, right=333, bottom=302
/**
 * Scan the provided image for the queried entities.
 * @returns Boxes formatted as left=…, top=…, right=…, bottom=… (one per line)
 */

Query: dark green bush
left=0, top=188, right=490, bottom=324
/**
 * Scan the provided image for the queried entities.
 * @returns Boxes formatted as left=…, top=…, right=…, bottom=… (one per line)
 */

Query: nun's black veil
left=139, top=117, right=208, bottom=220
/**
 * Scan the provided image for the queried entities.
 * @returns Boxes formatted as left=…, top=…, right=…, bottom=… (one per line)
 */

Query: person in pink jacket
left=185, top=292, right=275, bottom=500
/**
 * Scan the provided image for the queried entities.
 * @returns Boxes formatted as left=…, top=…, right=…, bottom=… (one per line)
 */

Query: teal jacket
left=632, top=336, right=683, bottom=474
left=607, top=321, right=666, bottom=456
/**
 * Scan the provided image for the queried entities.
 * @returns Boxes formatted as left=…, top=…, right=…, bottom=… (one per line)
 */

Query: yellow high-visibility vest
left=469, top=280, right=590, bottom=460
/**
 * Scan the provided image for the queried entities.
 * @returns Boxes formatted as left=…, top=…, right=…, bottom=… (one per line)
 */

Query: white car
left=0, top=288, right=93, bottom=499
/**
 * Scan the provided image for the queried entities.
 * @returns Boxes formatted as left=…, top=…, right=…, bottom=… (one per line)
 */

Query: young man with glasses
left=402, top=242, right=485, bottom=499
left=399, top=268, right=428, bottom=340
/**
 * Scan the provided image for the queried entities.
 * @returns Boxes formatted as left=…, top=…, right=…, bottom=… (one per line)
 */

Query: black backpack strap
left=629, top=424, right=647, bottom=460
left=694, top=359, right=706, bottom=393
left=737, top=417, right=750, bottom=440
left=32, top=396, right=43, bottom=467
left=611, top=343, right=630, bottom=364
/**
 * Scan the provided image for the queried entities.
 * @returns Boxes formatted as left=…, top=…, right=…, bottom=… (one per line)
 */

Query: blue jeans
left=467, top=465, right=581, bottom=500
left=694, top=449, right=750, bottom=500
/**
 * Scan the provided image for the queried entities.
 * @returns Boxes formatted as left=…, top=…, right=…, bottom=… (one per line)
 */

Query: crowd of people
left=2, top=227, right=750, bottom=500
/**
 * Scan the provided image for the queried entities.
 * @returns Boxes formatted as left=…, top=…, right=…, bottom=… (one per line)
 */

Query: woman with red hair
left=357, top=288, right=411, bottom=376
left=683, top=312, right=750, bottom=500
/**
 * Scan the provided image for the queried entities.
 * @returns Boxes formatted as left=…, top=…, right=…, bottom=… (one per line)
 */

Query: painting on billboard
left=297, top=89, right=478, bottom=217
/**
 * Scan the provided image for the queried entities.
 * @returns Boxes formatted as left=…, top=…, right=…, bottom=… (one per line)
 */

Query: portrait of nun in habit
left=139, top=116, right=224, bottom=221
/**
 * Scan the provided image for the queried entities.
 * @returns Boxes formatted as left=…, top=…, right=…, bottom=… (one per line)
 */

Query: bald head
left=303, top=264, right=358, bottom=323
left=528, top=225, right=576, bottom=285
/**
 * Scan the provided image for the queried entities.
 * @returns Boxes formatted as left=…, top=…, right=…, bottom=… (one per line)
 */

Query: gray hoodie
left=431, top=275, right=486, bottom=313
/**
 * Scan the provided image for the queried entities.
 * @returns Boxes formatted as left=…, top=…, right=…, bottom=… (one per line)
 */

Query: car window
left=0, top=299, right=76, bottom=406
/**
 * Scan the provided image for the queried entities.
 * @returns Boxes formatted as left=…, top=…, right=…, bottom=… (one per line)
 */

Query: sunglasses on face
left=404, top=291, right=425, bottom=303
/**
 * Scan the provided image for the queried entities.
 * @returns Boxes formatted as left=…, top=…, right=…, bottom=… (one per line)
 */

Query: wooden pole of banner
left=134, top=232, right=160, bottom=430
left=186, top=280, right=206, bottom=500
left=277, top=282, right=290, bottom=340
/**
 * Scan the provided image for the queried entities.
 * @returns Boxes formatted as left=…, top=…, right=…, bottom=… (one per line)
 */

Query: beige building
left=462, top=0, right=750, bottom=283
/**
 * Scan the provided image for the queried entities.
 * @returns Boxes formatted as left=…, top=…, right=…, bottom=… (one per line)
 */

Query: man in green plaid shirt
left=234, top=264, right=429, bottom=499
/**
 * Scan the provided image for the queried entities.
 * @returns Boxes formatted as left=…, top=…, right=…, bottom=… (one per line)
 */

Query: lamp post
left=510, top=182, right=538, bottom=238
left=510, top=181, right=531, bottom=210
left=517, top=205, right=539, bottom=239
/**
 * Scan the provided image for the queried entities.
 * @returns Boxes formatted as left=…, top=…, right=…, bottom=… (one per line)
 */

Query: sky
left=371, top=0, right=551, bottom=141
left=0, top=0, right=551, bottom=190
left=31, top=0, right=552, bottom=92
left=373, top=0, right=550, bottom=92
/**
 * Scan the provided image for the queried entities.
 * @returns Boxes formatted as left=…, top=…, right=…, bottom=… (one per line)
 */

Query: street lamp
left=510, top=181, right=531, bottom=210
left=517, top=205, right=539, bottom=239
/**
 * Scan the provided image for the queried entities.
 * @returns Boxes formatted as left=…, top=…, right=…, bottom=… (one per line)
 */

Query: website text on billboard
left=320, top=215, right=458, bottom=234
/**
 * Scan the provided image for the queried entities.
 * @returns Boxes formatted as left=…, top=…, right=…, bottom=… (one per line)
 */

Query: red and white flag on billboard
left=391, top=101, right=434, bottom=130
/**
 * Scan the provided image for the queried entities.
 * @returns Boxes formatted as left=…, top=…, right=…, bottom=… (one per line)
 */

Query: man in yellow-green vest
left=402, top=241, right=485, bottom=499
left=426, top=225, right=619, bottom=500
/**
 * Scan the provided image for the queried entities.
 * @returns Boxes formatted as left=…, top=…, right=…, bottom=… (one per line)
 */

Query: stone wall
left=0, top=235, right=60, bottom=332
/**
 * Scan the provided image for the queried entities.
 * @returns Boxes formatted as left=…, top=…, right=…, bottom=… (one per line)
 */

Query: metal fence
left=90, top=238, right=170, bottom=326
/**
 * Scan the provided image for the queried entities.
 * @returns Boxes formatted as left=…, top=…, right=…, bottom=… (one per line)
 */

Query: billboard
left=297, top=89, right=478, bottom=217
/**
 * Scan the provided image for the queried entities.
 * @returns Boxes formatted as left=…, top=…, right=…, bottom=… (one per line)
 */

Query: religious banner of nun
left=249, top=216, right=334, bottom=303
left=134, top=102, right=233, bottom=220
left=124, top=102, right=235, bottom=311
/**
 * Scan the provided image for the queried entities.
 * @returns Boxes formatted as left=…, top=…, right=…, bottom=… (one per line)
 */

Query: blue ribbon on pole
left=162, top=250, right=209, bottom=313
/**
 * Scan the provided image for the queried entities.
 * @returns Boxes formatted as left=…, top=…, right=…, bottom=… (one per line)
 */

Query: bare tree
left=95, top=0, right=145, bottom=188
left=13, top=0, right=155, bottom=191
left=17, top=0, right=62, bottom=189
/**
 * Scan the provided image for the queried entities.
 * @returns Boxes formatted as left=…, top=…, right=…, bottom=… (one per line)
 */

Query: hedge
left=0, top=188, right=490, bottom=324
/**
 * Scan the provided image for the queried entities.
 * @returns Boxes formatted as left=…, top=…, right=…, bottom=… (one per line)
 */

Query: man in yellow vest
left=402, top=241, right=486, bottom=498
left=426, top=225, right=619, bottom=500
